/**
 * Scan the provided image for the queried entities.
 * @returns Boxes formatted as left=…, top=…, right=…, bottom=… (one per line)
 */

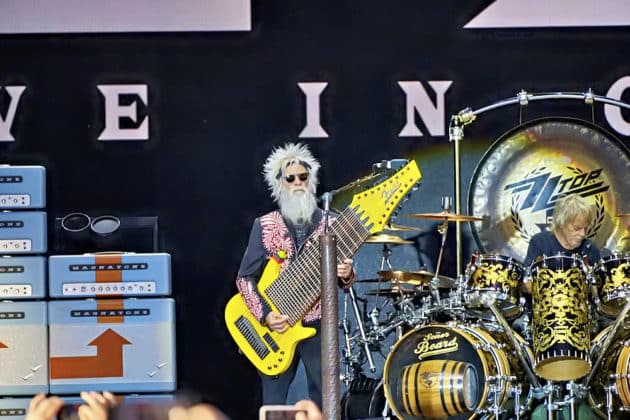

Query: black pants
left=259, top=328, right=322, bottom=408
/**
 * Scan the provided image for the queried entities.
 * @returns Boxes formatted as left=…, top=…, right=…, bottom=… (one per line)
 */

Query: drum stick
left=584, top=298, right=630, bottom=387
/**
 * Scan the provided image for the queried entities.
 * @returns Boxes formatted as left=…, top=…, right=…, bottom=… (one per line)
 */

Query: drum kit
left=340, top=210, right=630, bottom=420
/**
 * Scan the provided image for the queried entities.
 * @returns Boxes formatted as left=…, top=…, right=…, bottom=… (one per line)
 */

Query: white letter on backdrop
left=398, top=81, right=452, bottom=137
left=98, top=84, right=149, bottom=141
left=605, top=76, right=630, bottom=136
left=298, top=82, right=329, bottom=138
left=0, top=86, right=26, bottom=142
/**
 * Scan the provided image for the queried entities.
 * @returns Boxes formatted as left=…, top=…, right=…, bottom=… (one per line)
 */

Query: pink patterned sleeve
left=236, top=276, right=267, bottom=321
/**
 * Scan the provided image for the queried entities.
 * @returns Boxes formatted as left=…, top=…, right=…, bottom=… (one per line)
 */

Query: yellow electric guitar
left=225, top=160, right=422, bottom=375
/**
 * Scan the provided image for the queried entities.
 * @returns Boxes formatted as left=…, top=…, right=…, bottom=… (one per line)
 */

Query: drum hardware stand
left=604, top=384, right=616, bottom=420
left=485, top=297, right=543, bottom=394
left=430, top=195, right=452, bottom=304
left=585, top=298, right=630, bottom=388
left=346, top=287, right=376, bottom=373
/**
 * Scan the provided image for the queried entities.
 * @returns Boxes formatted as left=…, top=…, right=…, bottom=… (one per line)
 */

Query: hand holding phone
left=258, top=405, right=306, bottom=420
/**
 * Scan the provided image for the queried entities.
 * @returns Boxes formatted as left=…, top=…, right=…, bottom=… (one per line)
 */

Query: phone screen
left=258, top=405, right=305, bottom=420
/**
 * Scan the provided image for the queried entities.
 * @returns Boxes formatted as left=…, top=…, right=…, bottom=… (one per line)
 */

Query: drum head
left=468, top=117, right=630, bottom=262
left=383, top=324, right=486, bottom=420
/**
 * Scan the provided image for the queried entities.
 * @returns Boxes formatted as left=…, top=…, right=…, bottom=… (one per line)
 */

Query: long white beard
left=278, top=188, right=318, bottom=225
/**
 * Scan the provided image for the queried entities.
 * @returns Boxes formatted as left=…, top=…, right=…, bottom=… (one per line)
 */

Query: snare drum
left=593, top=254, right=630, bottom=318
left=531, top=254, right=591, bottom=381
left=383, top=323, right=532, bottom=419
left=465, top=253, right=524, bottom=319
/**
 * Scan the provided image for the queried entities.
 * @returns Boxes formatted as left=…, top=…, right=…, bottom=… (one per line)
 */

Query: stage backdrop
left=2, top=0, right=630, bottom=417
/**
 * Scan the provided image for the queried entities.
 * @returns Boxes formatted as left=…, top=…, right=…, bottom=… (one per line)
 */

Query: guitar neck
left=264, top=207, right=370, bottom=325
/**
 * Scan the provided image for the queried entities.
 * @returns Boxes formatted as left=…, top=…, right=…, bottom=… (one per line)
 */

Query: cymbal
left=407, top=211, right=483, bottom=222
left=383, top=223, right=423, bottom=232
left=364, top=234, right=414, bottom=245
left=377, top=270, right=456, bottom=288
left=618, top=213, right=630, bottom=217
left=364, top=286, right=429, bottom=297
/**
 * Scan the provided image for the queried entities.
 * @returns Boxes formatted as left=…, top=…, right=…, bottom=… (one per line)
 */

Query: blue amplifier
left=0, top=256, right=46, bottom=299
left=0, top=301, right=49, bottom=395
left=48, top=298, right=176, bottom=394
left=0, top=165, right=46, bottom=209
left=0, top=211, right=47, bottom=254
left=0, top=398, right=31, bottom=420
left=48, top=253, right=171, bottom=298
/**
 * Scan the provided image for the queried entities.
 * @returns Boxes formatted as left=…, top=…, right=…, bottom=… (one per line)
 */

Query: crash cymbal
left=364, top=286, right=429, bottom=297
left=407, top=211, right=483, bottom=222
left=364, top=234, right=414, bottom=244
left=383, top=223, right=423, bottom=232
left=377, top=270, right=456, bottom=288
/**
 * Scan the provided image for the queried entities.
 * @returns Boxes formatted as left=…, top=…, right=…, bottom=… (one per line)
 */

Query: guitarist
left=235, top=142, right=355, bottom=409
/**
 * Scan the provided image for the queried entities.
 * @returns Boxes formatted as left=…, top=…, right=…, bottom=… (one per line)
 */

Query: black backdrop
left=2, top=0, right=630, bottom=417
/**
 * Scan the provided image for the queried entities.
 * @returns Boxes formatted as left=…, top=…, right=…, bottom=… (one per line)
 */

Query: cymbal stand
left=368, top=242, right=394, bottom=333
left=347, top=287, right=376, bottom=372
left=431, top=196, right=452, bottom=305
left=339, top=292, right=360, bottom=385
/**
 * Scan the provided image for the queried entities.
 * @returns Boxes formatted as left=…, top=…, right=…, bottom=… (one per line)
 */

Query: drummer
left=522, top=194, right=601, bottom=293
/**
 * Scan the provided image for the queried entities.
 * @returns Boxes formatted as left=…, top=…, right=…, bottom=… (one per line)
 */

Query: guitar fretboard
left=264, top=207, right=370, bottom=325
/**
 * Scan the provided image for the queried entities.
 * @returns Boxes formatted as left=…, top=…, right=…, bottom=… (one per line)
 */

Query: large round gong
left=468, top=117, right=630, bottom=263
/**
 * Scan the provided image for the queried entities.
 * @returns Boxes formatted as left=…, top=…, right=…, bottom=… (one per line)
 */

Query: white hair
left=262, top=142, right=320, bottom=202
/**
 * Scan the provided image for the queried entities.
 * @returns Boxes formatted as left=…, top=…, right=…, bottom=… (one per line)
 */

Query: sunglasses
left=284, top=172, right=309, bottom=183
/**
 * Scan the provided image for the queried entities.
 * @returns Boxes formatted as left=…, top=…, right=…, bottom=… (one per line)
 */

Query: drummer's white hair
left=263, top=142, right=320, bottom=202
left=551, top=194, right=594, bottom=232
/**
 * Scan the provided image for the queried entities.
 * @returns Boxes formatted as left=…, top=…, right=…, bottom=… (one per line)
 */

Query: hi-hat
left=364, top=234, right=414, bottom=244
left=378, top=269, right=456, bottom=288
left=408, top=211, right=483, bottom=222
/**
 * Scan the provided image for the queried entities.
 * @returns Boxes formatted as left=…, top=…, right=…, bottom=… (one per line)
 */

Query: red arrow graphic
left=49, top=328, right=131, bottom=379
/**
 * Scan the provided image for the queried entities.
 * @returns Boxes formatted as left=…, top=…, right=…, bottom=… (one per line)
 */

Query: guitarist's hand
left=337, top=258, right=354, bottom=282
left=266, top=311, right=290, bottom=333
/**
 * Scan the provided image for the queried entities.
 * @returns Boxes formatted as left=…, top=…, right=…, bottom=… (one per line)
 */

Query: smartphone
left=258, top=405, right=306, bottom=420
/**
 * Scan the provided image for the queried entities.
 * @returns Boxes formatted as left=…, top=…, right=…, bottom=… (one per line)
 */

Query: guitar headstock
left=349, top=160, right=422, bottom=234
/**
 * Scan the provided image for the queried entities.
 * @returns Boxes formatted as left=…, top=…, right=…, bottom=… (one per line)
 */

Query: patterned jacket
left=236, top=209, right=335, bottom=325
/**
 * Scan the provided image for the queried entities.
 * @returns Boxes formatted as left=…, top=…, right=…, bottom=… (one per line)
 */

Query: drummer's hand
left=521, top=281, right=532, bottom=294
left=337, top=258, right=354, bottom=281
left=265, top=311, right=289, bottom=333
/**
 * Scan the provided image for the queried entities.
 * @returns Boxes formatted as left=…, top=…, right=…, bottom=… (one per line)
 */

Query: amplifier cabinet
left=0, top=256, right=46, bottom=299
left=0, top=165, right=46, bottom=209
left=48, top=298, right=176, bottom=394
left=0, top=398, right=31, bottom=420
left=0, top=301, right=49, bottom=395
left=0, top=211, right=47, bottom=254
left=48, top=253, right=171, bottom=298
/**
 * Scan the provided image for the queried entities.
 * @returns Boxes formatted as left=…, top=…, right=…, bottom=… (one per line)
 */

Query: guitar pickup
left=263, top=332, right=279, bottom=352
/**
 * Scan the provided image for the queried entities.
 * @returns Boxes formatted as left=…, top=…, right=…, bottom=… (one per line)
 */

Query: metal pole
left=320, top=233, right=340, bottom=420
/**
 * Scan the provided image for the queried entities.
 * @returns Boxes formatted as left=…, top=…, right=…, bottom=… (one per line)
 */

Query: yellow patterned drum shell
left=466, top=253, right=524, bottom=319
left=531, top=255, right=591, bottom=381
left=593, top=254, right=630, bottom=318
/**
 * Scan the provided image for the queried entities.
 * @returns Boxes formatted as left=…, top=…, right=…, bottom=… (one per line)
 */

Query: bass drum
left=341, top=376, right=386, bottom=420
left=588, top=325, right=630, bottom=419
left=383, top=323, right=532, bottom=419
